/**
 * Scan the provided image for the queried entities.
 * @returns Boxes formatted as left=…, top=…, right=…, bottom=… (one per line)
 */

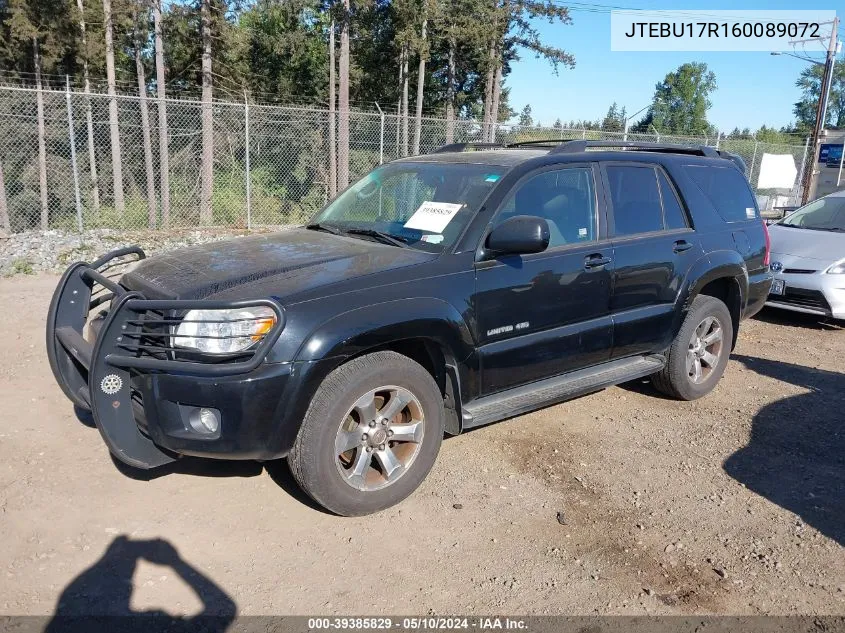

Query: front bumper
left=764, top=270, right=845, bottom=319
left=46, top=248, right=299, bottom=469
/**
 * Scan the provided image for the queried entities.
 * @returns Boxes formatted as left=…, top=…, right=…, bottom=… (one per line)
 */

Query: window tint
left=658, top=171, right=689, bottom=229
left=684, top=165, right=758, bottom=223
left=606, top=165, right=663, bottom=236
left=499, top=168, right=597, bottom=248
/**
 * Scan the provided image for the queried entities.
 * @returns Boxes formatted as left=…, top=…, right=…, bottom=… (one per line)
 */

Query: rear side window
left=606, top=165, right=663, bottom=236
left=658, top=171, right=689, bottom=229
left=684, top=165, right=758, bottom=222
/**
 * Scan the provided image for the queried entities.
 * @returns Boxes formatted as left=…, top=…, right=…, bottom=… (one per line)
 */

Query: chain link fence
left=0, top=84, right=810, bottom=234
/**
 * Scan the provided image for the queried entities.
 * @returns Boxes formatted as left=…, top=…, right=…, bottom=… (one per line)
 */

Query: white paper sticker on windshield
left=745, top=207, right=756, bottom=219
left=404, top=201, right=464, bottom=233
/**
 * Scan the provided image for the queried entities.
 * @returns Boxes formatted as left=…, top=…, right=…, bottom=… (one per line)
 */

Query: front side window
left=779, top=196, right=845, bottom=232
left=496, top=167, right=597, bottom=248
left=606, top=165, right=663, bottom=236
left=311, top=162, right=507, bottom=252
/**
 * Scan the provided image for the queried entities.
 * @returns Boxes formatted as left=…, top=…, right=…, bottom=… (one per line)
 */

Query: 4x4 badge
left=100, top=374, right=123, bottom=395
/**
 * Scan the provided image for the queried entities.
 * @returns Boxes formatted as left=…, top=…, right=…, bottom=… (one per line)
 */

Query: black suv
left=47, top=140, right=772, bottom=516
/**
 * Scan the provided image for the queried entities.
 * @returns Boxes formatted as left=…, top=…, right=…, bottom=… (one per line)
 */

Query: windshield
left=310, top=162, right=507, bottom=252
left=779, top=196, right=845, bottom=231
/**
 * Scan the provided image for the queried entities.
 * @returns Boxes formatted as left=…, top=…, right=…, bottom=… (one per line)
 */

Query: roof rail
left=506, top=139, right=574, bottom=148
left=432, top=142, right=505, bottom=153
left=549, top=140, right=719, bottom=157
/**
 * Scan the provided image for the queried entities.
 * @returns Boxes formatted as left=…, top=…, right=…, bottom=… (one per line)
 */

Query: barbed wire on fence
left=0, top=84, right=810, bottom=234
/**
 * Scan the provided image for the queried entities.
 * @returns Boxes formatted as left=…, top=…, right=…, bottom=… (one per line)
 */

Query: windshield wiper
left=342, top=228, right=410, bottom=248
left=306, top=222, right=343, bottom=235
left=782, top=224, right=845, bottom=232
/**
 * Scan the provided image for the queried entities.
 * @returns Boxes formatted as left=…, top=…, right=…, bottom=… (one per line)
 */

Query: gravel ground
left=0, top=273, right=842, bottom=618
left=0, top=228, right=276, bottom=276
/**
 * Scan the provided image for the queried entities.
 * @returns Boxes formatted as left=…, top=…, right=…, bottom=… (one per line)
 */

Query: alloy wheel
left=686, top=316, right=724, bottom=384
left=334, top=386, right=425, bottom=491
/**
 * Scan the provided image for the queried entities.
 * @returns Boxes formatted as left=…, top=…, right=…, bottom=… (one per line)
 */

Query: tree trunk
left=401, top=44, right=409, bottom=157
left=34, top=38, right=49, bottom=230
left=445, top=36, right=456, bottom=144
left=200, top=0, right=214, bottom=224
left=328, top=18, right=337, bottom=199
left=134, top=22, right=157, bottom=229
left=490, top=61, right=502, bottom=144
left=482, top=41, right=495, bottom=142
left=0, top=157, right=10, bottom=232
left=411, top=18, right=427, bottom=155
left=153, top=0, right=170, bottom=226
left=337, top=0, right=350, bottom=189
left=103, top=0, right=125, bottom=216
left=76, top=0, right=99, bottom=213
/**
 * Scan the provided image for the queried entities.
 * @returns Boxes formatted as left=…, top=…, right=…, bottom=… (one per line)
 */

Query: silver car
left=766, top=190, right=845, bottom=319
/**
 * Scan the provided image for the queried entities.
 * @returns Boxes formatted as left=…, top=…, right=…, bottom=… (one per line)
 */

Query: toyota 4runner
left=47, top=140, right=772, bottom=516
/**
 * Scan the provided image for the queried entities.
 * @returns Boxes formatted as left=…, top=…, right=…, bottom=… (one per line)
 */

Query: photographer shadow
left=724, top=354, right=845, bottom=546
left=46, top=536, right=237, bottom=633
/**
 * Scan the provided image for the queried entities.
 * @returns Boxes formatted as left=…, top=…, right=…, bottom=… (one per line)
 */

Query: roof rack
left=432, top=142, right=505, bottom=153
left=430, top=139, right=721, bottom=159
left=548, top=140, right=719, bottom=157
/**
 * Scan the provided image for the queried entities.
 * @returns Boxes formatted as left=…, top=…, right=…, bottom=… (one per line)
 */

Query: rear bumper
left=743, top=270, right=772, bottom=320
left=46, top=249, right=314, bottom=469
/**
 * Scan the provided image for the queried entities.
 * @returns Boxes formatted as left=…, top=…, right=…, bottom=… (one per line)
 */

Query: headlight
left=171, top=307, right=277, bottom=354
left=826, top=260, right=845, bottom=274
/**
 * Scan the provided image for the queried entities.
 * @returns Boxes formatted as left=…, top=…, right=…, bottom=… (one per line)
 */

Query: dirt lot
left=0, top=273, right=842, bottom=617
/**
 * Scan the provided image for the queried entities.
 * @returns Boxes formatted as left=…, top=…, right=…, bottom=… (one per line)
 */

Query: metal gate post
left=66, top=76, right=84, bottom=231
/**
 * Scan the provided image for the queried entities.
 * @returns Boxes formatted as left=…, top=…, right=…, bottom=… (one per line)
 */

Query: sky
left=506, top=0, right=843, bottom=133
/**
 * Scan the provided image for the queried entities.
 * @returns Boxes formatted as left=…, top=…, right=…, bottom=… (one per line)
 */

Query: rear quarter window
left=683, top=165, right=758, bottom=223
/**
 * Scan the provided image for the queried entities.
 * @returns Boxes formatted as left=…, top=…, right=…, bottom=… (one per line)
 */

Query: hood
left=768, top=224, right=845, bottom=263
left=121, top=228, right=434, bottom=301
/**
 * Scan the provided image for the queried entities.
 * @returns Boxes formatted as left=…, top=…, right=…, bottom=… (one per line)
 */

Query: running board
left=462, top=354, right=665, bottom=429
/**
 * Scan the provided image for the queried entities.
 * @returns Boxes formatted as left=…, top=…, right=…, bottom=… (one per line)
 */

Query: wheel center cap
left=369, top=428, right=387, bottom=446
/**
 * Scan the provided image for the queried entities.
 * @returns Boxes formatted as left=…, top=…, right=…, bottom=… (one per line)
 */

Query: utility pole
left=800, top=17, right=839, bottom=204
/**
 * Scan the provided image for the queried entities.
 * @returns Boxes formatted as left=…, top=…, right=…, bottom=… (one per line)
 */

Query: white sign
left=404, top=201, right=464, bottom=233
left=757, top=153, right=798, bottom=190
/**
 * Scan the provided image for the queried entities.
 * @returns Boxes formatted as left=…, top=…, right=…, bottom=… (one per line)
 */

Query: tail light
left=762, top=219, right=771, bottom=267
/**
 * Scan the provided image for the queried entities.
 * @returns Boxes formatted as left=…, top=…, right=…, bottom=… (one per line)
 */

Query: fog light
left=188, top=407, right=220, bottom=435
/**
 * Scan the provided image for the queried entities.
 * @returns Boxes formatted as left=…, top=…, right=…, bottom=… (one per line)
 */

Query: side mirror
left=486, top=215, right=550, bottom=256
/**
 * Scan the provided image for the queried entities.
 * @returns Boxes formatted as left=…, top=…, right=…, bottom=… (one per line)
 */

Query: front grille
left=769, top=287, right=831, bottom=312
left=783, top=268, right=817, bottom=274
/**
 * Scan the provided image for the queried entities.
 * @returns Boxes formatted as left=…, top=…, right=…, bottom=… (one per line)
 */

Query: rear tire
left=652, top=295, right=733, bottom=401
left=288, top=351, right=445, bottom=516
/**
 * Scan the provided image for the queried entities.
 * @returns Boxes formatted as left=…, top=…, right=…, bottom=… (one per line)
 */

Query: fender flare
left=676, top=250, right=748, bottom=345
left=290, top=297, right=476, bottom=435
left=294, top=297, right=475, bottom=363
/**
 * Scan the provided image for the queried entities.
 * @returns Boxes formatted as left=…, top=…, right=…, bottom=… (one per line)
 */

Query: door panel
left=473, top=164, right=613, bottom=395
left=601, top=162, right=701, bottom=358
left=475, top=247, right=613, bottom=394
left=609, top=233, right=701, bottom=357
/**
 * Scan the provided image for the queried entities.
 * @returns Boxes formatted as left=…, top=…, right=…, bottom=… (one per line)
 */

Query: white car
left=766, top=190, right=845, bottom=320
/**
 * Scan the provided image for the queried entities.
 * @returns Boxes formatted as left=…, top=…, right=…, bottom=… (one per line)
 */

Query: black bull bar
left=45, top=247, right=284, bottom=469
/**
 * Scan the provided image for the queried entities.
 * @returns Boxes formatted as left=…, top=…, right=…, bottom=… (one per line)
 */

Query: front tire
left=652, top=295, right=733, bottom=401
left=288, top=351, right=445, bottom=516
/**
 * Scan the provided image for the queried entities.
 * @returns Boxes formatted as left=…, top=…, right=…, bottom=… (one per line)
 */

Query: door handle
left=673, top=240, right=693, bottom=253
left=584, top=254, right=612, bottom=269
